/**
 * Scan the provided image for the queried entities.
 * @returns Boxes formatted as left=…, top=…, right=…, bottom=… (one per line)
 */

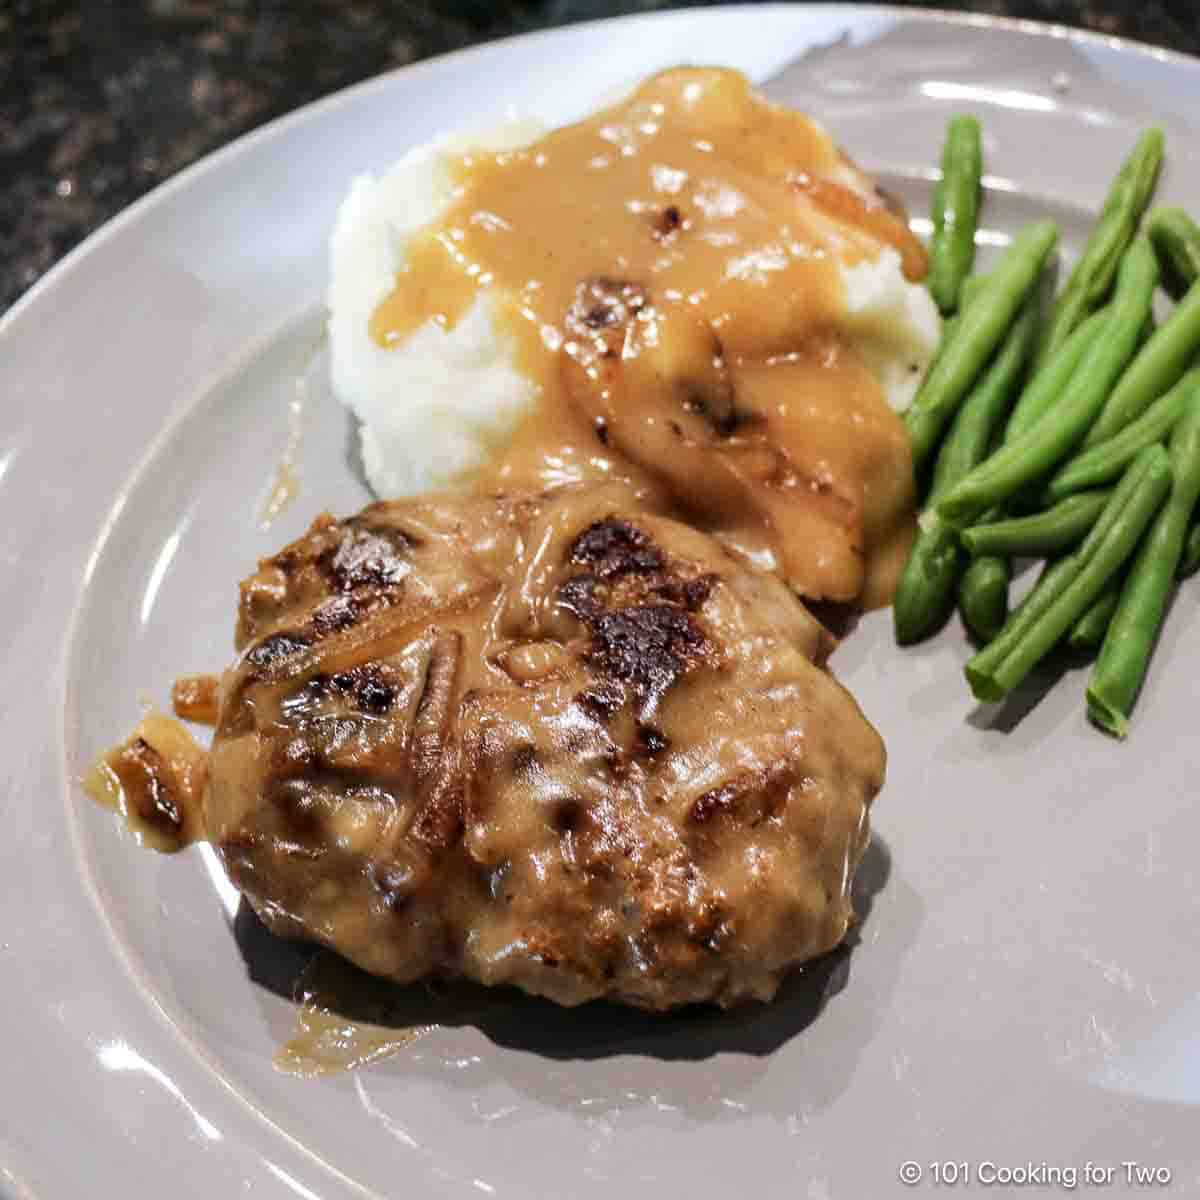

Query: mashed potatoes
left=330, top=90, right=939, bottom=501
left=329, top=120, right=547, bottom=498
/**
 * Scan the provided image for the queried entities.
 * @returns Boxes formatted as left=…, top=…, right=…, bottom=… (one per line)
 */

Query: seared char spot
left=588, top=603, right=707, bottom=701
left=551, top=797, right=585, bottom=833
left=635, top=724, right=669, bottom=758
left=321, top=526, right=411, bottom=592
left=652, top=572, right=715, bottom=612
left=328, top=667, right=397, bottom=715
left=558, top=574, right=602, bottom=622
left=358, top=677, right=396, bottom=715
left=246, top=632, right=311, bottom=671
left=568, top=518, right=665, bottom=579
left=511, top=744, right=539, bottom=775
left=561, top=521, right=713, bottom=714
left=312, top=595, right=360, bottom=636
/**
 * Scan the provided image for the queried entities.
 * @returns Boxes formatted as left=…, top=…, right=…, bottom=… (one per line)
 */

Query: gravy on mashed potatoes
left=333, top=67, right=938, bottom=608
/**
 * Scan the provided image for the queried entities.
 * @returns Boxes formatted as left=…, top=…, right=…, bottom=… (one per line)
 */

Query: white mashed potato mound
left=329, top=119, right=547, bottom=499
left=329, top=118, right=940, bottom=500
left=842, top=250, right=942, bottom=413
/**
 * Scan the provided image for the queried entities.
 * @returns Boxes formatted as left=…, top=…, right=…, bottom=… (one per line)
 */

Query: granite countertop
left=2, top=0, right=1195, bottom=312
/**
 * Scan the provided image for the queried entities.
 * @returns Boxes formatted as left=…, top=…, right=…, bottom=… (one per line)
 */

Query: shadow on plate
left=966, top=645, right=1094, bottom=733
left=232, top=836, right=892, bottom=1065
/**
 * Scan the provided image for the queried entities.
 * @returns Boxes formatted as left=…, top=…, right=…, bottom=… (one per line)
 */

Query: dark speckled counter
left=2, top=0, right=1196, bottom=312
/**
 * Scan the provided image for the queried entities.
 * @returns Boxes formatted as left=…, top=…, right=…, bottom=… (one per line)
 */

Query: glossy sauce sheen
left=83, top=711, right=208, bottom=852
left=205, top=490, right=885, bottom=1011
left=371, top=68, right=924, bottom=607
left=275, top=952, right=437, bottom=1077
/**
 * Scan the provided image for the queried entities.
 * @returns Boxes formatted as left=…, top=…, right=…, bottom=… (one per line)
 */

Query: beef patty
left=205, top=483, right=885, bottom=1009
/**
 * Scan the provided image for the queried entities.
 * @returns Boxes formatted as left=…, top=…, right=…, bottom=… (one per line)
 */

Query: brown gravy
left=370, top=67, right=923, bottom=607
left=274, top=949, right=508, bottom=1077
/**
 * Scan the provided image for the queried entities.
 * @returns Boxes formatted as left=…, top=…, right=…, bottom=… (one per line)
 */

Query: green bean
left=956, top=296, right=1092, bottom=642
left=1139, top=313, right=1157, bottom=349
left=950, top=294, right=1094, bottom=643
left=894, top=296, right=1038, bottom=643
left=893, top=528, right=963, bottom=645
left=912, top=275, right=991, bottom=505
left=961, top=490, right=1110, bottom=558
left=919, top=273, right=991, bottom=394
left=928, top=296, right=1039, bottom=493
left=928, top=116, right=983, bottom=315
left=977, top=484, right=1164, bottom=674
left=1088, top=393, right=1200, bottom=736
left=938, top=238, right=1158, bottom=529
left=1045, top=367, right=1200, bottom=500
left=961, top=273, right=991, bottom=308
left=958, top=553, right=1011, bottom=643
left=1036, top=128, right=1165, bottom=367
left=1179, top=519, right=1200, bottom=580
left=1085, top=277, right=1200, bottom=448
left=1148, top=207, right=1200, bottom=299
left=905, top=221, right=1059, bottom=468
left=1068, top=584, right=1121, bottom=651
left=1005, top=308, right=1108, bottom=441
left=958, top=303, right=1116, bottom=638
left=966, top=556, right=1078, bottom=685
left=965, top=444, right=1172, bottom=701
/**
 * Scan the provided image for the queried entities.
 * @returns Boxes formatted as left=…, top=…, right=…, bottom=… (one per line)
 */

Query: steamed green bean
left=928, top=116, right=983, bottom=314
left=1148, top=207, right=1200, bottom=298
left=937, top=238, right=1158, bottom=529
left=1088, top=393, right=1200, bottom=736
left=966, top=445, right=1172, bottom=702
left=905, top=222, right=1058, bottom=468
left=1036, top=128, right=1164, bottom=367
left=961, top=490, right=1110, bottom=558
left=1045, top=368, right=1200, bottom=501
left=958, top=553, right=1011, bottom=643
left=894, top=296, right=1038, bottom=643
left=1068, top=585, right=1121, bottom=651
left=1085, top=276, right=1200, bottom=447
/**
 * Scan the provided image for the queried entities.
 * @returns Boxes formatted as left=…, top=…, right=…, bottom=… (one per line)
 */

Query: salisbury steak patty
left=206, top=484, right=885, bottom=1009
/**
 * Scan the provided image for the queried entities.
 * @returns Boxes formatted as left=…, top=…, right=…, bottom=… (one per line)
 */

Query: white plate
left=4, top=6, right=1200, bottom=1197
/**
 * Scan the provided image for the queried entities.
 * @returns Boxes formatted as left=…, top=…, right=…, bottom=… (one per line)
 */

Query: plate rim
left=8, top=6, right=1200, bottom=1199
